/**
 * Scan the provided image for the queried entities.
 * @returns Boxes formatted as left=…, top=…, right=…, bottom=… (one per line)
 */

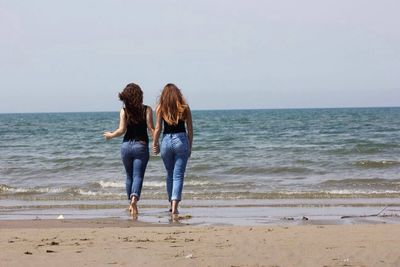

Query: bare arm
left=146, top=106, right=155, bottom=139
left=186, top=107, right=193, bottom=157
left=152, top=107, right=163, bottom=155
left=103, top=109, right=127, bottom=140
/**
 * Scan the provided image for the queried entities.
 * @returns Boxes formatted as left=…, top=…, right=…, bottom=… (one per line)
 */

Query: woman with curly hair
left=104, top=83, right=154, bottom=216
left=153, top=83, right=193, bottom=215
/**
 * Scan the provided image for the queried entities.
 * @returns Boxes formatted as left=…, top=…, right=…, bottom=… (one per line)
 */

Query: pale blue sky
left=0, top=0, right=399, bottom=113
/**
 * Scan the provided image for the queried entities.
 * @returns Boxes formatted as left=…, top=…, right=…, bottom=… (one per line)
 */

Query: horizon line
left=1, top=105, right=400, bottom=115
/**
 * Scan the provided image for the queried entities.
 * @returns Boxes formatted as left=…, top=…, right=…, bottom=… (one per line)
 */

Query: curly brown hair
left=118, top=83, right=146, bottom=124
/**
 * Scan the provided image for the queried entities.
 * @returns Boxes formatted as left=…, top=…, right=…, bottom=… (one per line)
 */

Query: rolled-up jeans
left=161, top=133, right=189, bottom=202
left=121, top=140, right=149, bottom=201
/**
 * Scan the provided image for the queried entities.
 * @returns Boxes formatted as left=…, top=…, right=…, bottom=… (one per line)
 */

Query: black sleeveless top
left=163, top=119, right=186, bottom=134
left=123, top=105, right=149, bottom=144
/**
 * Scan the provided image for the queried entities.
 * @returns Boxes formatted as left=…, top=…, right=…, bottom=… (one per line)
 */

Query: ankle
left=171, top=200, right=179, bottom=213
left=130, top=196, right=138, bottom=204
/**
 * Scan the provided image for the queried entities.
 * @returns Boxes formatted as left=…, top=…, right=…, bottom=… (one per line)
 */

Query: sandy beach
left=1, top=219, right=400, bottom=267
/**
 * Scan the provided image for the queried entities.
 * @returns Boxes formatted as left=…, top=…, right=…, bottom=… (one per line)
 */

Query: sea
left=1, top=108, right=400, bottom=224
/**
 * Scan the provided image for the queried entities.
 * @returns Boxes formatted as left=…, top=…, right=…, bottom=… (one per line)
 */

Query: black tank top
left=123, top=106, right=149, bottom=144
left=163, top=119, right=186, bottom=134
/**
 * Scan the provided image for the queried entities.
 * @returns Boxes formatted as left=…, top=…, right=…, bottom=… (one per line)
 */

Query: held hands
left=152, top=142, right=160, bottom=155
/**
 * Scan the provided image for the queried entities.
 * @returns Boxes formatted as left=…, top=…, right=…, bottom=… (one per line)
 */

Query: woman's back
left=123, top=105, right=149, bottom=143
left=163, top=119, right=186, bottom=134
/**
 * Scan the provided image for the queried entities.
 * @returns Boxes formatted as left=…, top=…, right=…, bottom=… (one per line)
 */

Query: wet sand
left=1, top=219, right=400, bottom=267
left=2, top=198, right=400, bottom=225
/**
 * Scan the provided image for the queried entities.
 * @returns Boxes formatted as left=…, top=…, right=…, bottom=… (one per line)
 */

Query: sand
left=1, top=219, right=400, bottom=267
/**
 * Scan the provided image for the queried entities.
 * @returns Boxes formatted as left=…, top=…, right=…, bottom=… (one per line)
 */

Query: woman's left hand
left=103, top=132, right=113, bottom=140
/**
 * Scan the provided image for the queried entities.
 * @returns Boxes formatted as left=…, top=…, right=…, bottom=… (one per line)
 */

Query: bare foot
left=130, top=202, right=138, bottom=215
left=130, top=197, right=138, bottom=215
left=171, top=213, right=180, bottom=223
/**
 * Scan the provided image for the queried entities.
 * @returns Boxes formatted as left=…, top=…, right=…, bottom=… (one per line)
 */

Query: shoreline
left=2, top=198, right=400, bottom=226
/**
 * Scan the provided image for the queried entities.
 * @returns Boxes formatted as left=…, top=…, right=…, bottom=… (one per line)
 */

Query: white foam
left=77, top=189, right=124, bottom=197
left=143, top=181, right=165, bottom=187
left=99, top=180, right=125, bottom=188
left=326, top=189, right=400, bottom=195
left=77, top=189, right=98, bottom=196
left=37, top=187, right=65, bottom=193
left=6, top=187, right=66, bottom=194
left=144, top=180, right=216, bottom=187
left=6, top=188, right=30, bottom=193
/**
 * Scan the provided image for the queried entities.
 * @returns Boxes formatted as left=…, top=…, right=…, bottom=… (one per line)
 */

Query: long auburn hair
left=157, top=83, right=188, bottom=125
left=118, top=83, right=145, bottom=124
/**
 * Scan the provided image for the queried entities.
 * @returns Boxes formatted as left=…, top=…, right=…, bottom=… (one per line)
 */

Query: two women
left=104, top=83, right=192, bottom=216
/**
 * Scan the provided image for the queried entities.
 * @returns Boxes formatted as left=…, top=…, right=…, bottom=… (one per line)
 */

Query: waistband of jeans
left=122, top=139, right=149, bottom=144
left=163, top=132, right=187, bottom=137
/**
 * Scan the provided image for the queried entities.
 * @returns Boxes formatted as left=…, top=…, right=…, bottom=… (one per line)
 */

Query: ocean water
left=1, top=107, right=400, bottom=201
left=1, top=108, right=400, bottom=221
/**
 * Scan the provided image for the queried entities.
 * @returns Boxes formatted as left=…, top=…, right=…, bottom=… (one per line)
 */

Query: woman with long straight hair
left=104, top=83, right=154, bottom=216
left=153, top=83, right=193, bottom=215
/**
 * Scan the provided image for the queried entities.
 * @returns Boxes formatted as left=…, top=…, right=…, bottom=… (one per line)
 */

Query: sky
left=0, top=0, right=399, bottom=113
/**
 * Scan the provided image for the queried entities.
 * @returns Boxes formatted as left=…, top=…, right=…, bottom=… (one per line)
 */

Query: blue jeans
left=121, top=141, right=149, bottom=201
left=161, top=133, right=190, bottom=202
